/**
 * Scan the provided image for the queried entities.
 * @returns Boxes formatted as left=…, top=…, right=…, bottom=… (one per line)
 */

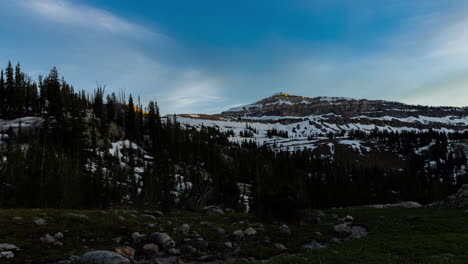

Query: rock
left=64, top=213, right=89, bottom=220
left=142, top=214, right=157, bottom=220
left=244, top=227, right=257, bottom=236
left=143, top=243, right=159, bottom=254
left=54, top=232, right=64, bottom=240
left=186, top=245, right=196, bottom=253
left=112, top=236, right=123, bottom=244
left=338, top=215, right=353, bottom=223
left=70, top=255, right=81, bottom=263
left=40, top=233, right=56, bottom=244
left=232, top=230, right=244, bottom=239
left=212, top=208, right=224, bottom=214
left=115, top=246, right=135, bottom=260
left=224, top=242, right=233, bottom=248
left=216, top=227, right=225, bottom=234
left=12, top=217, right=22, bottom=221
left=0, top=251, right=14, bottom=259
left=274, top=243, right=287, bottom=250
left=34, top=217, right=47, bottom=225
left=178, top=224, right=190, bottom=234
left=117, top=216, right=126, bottom=221
left=150, top=232, right=176, bottom=248
left=334, top=223, right=351, bottom=237
left=366, top=201, right=423, bottom=208
left=54, top=241, right=64, bottom=247
left=131, top=232, right=146, bottom=244
left=334, top=223, right=368, bottom=240
left=279, top=224, right=291, bottom=235
left=0, top=243, right=19, bottom=251
left=349, top=226, right=368, bottom=239
left=80, top=250, right=130, bottom=264
left=154, top=211, right=164, bottom=216
left=302, top=240, right=327, bottom=251
left=167, top=248, right=180, bottom=255
left=317, top=210, right=326, bottom=217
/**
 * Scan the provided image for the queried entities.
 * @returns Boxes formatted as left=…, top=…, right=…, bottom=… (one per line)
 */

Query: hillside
left=0, top=63, right=467, bottom=263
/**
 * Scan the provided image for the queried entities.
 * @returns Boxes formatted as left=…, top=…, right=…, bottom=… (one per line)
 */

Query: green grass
left=0, top=208, right=466, bottom=264
left=265, top=208, right=468, bottom=264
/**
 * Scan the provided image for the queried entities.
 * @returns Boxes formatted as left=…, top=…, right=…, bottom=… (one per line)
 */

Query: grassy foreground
left=0, top=207, right=466, bottom=264
left=266, top=208, right=468, bottom=264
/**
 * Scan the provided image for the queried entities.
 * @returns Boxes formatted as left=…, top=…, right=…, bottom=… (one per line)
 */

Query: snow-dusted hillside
left=175, top=93, right=468, bottom=154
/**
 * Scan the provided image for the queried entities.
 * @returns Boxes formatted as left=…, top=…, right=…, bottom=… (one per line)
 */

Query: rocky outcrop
left=428, top=184, right=468, bottom=209
left=221, top=93, right=468, bottom=122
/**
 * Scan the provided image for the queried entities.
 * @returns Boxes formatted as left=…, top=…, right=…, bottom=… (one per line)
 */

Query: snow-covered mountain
left=176, top=93, right=468, bottom=153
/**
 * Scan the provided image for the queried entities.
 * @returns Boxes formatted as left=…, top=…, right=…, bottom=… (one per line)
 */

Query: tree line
left=0, top=61, right=467, bottom=221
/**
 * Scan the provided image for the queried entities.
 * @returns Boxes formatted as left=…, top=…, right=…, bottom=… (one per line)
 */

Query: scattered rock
left=112, top=237, right=123, bottom=244
left=349, top=226, right=368, bottom=239
left=167, top=248, right=180, bottom=255
left=302, top=240, right=327, bottom=251
left=212, top=208, right=224, bottom=214
left=0, top=243, right=19, bottom=251
left=142, top=214, right=157, bottom=220
left=143, top=243, right=159, bottom=254
left=64, top=213, right=89, bottom=220
left=154, top=211, right=164, bottom=216
left=115, top=246, right=135, bottom=260
left=40, top=233, right=56, bottom=244
left=215, top=227, right=225, bottom=234
left=131, top=232, right=146, bottom=244
left=365, top=201, right=422, bottom=209
left=12, top=216, right=22, bottom=221
left=279, top=224, right=291, bottom=235
left=150, top=232, right=176, bottom=248
left=117, top=216, right=126, bottom=222
left=244, top=227, right=257, bottom=236
left=178, top=224, right=190, bottom=234
left=54, top=241, right=64, bottom=247
left=70, top=255, right=81, bottom=263
left=80, top=250, right=130, bottom=264
left=54, top=232, right=64, bottom=240
left=274, top=243, right=287, bottom=251
left=0, top=251, right=14, bottom=259
left=33, top=217, right=47, bottom=225
left=232, top=230, right=244, bottom=239
left=224, top=242, right=233, bottom=248
left=186, top=245, right=196, bottom=253
left=334, top=223, right=368, bottom=240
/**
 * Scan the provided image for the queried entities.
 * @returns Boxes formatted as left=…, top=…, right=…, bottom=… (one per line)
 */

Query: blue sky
left=1, top=0, right=468, bottom=114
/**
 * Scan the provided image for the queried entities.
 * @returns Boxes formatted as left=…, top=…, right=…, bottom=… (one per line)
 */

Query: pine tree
left=15, top=63, right=25, bottom=117
left=126, top=95, right=136, bottom=139
left=5, top=61, right=14, bottom=118
left=0, top=70, right=4, bottom=117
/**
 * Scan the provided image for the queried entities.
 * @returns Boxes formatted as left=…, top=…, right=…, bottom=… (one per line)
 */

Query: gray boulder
left=0, top=243, right=19, bottom=251
left=80, top=250, right=130, bottom=264
left=150, top=233, right=175, bottom=248
left=244, top=227, right=257, bottom=236
left=278, top=224, right=291, bottom=235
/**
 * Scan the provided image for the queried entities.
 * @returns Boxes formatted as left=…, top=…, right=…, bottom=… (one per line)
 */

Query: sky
left=1, top=0, right=468, bottom=114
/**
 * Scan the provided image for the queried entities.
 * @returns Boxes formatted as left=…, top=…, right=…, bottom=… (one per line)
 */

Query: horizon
left=2, top=0, right=468, bottom=114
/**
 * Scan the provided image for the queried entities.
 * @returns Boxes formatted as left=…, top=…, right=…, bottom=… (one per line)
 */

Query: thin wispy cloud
left=20, top=0, right=154, bottom=37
